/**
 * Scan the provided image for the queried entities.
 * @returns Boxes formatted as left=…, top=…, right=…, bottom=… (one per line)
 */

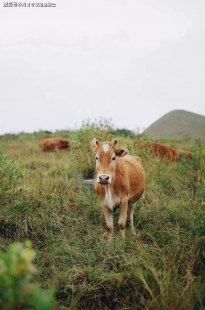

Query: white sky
left=0, top=0, right=205, bottom=134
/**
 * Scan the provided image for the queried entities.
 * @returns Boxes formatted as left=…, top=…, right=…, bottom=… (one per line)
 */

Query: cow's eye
left=95, top=156, right=99, bottom=160
left=112, top=157, right=116, bottom=161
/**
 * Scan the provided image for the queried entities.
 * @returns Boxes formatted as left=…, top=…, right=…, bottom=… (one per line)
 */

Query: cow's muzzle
left=97, top=174, right=111, bottom=185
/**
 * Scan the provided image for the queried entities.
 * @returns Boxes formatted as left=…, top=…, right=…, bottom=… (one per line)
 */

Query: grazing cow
left=151, top=143, right=193, bottom=161
left=91, top=138, right=145, bottom=240
left=39, top=137, right=69, bottom=152
left=134, top=140, right=193, bottom=162
left=152, top=143, right=178, bottom=161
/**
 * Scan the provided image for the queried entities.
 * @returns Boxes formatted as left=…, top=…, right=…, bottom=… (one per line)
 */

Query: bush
left=0, top=241, right=54, bottom=309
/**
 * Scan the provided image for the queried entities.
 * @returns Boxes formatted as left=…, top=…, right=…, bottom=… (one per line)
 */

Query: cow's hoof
left=120, top=229, right=126, bottom=239
left=102, top=231, right=113, bottom=241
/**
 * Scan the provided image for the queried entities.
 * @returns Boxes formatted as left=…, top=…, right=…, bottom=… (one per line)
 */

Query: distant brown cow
left=152, top=143, right=178, bottom=161
left=134, top=140, right=193, bottom=162
left=152, top=143, right=193, bottom=161
left=91, top=138, right=145, bottom=240
left=39, top=137, right=69, bottom=152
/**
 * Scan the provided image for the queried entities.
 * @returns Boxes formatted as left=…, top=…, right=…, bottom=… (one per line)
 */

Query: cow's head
left=91, top=138, right=128, bottom=185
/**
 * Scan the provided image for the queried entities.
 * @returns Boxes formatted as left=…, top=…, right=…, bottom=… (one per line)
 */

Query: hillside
left=144, top=110, right=205, bottom=139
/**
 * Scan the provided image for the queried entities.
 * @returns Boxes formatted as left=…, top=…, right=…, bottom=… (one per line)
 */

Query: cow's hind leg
left=102, top=204, right=114, bottom=240
left=118, top=198, right=128, bottom=239
left=128, top=203, right=136, bottom=236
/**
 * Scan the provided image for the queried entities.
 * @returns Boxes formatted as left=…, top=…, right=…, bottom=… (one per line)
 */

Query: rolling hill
left=143, top=109, right=205, bottom=139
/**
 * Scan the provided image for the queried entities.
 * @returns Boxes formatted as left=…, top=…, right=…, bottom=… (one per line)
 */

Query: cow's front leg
left=102, top=204, right=114, bottom=240
left=118, top=198, right=128, bottom=239
left=128, top=203, right=136, bottom=236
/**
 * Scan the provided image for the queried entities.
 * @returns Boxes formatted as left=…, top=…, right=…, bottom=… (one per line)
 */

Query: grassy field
left=0, top=123, right=205, bottom=309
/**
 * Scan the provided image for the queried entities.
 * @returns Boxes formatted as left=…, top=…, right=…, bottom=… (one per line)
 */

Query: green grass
left=0, top=123, right=205, bottom=309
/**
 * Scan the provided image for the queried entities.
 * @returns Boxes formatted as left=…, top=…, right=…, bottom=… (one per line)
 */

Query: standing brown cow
left=91, top=138, right=145, bottom=240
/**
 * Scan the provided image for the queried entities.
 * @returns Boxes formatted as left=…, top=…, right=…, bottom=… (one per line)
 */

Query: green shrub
left=0, top=241, right=54, bottom=309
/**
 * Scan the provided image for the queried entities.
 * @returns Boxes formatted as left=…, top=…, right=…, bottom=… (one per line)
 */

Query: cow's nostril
left=99, top=174, right=110, bottom=183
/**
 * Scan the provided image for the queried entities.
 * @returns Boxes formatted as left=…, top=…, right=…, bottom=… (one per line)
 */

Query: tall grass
left=0, top=124, right=205, bottom=309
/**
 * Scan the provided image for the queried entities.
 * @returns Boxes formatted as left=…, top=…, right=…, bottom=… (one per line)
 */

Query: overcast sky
left=0, top=0, right=205, bottom=134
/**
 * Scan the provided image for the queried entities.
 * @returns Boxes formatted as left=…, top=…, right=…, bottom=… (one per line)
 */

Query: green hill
left=143, top=110, right=205, bottom=139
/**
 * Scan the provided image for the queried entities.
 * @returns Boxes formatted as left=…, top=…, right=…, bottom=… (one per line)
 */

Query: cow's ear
left=91, top=138, right=99, bottom=152
left=115, top=147, right=128, bottom=157
left=111, top=138, right=117, bottom=145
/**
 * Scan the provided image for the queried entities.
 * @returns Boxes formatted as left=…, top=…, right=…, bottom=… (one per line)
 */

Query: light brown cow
left=91, top=138, right=145, bottom=240
left=39, top=137, right=69, bottom=152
